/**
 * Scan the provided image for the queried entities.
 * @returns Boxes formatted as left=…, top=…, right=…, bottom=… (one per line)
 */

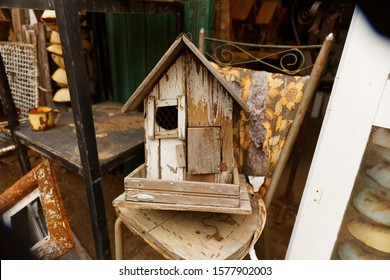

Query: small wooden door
left=187, top=127, right=221, bottom=174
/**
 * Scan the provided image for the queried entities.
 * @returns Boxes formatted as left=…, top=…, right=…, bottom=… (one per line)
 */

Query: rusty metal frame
left=0, top=159, right=74, bottom=259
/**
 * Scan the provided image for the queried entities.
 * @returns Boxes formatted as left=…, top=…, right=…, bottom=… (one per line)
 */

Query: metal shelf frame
left=0, top=0, right=184, bottom=259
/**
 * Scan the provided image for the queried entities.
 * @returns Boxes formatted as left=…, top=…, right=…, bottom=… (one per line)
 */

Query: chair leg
left=115, top=217, right=124, bottom=260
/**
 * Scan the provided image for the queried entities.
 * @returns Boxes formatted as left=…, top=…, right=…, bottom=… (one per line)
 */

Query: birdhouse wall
left=144, top=51, right=235, bottom=184
left=145, top=55, right=186, bottom=181
left=186, top=52, right=234, bottom=184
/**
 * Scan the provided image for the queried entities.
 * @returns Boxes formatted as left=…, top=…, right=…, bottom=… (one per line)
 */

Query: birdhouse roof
left=121, top=33, right=249, bottom=113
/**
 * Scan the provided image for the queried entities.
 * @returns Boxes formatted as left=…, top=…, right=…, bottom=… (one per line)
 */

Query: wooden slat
left=125, top=189, right=239, bottom=208
left=176, top=144, right=186, bottom=168
left=148, top=211, right=253, bottom=259
left=156, top=99, right=178, bottom=107
left=121, top=166, right=251, bottom=215
left=125, top=177, right=239, bottom=196
left=160, top=138, right=185, bottom=180
left=145, top=88, right=160, bottom=179
left=113, top=198, right=179, bottom=232
left=187, top=52, right=214, bottom=127
left=146, top=96, right=155, bottom=140
left=186, top=173, right=215, bottom=183
left=128, top=163, right=147, bottom=178
left=154, top=130, right=178, bottom=139
left=177, top=95, right=186, bottom=140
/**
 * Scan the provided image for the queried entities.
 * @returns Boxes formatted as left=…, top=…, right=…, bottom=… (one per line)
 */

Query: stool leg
left=115, top=217, right=124, bottom=260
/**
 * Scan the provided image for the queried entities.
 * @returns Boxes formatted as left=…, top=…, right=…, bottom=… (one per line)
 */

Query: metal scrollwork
left=203, top=36, right=322, bottom=75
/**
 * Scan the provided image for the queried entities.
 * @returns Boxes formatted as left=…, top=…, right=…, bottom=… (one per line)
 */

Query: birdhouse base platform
left=122, top=164, right=252, bottom=215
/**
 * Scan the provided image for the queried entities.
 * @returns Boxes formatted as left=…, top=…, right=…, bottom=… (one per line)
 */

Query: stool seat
left=113, top=191, right=265, bottom=260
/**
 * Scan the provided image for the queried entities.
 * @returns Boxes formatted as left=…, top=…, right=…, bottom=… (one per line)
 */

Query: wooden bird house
left=121, top=34, right=251, bottom=214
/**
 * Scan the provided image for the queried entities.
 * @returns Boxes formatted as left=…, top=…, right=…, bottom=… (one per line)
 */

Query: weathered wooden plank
left=187, top=127, right=221, bottom=174
left=125, top=176, right=239, bottom=196
left=176, top=144, right=186, bottom=168
left=128, top=163, right=147, bottom=178
left=146, top=96, right=155, bottom=140
left=185, top=50, right=234, bottom=182
left=145, top=88, right=160, bottom=179
left=157, top=52, right=184, bottom=100
left=121, top=165, right=251, bottom=215
left=187, top=52, right=213, bottom=126
left=146, top=209, right=257, bottom=259
left=160, top=138, right=184, bottom=180
left=177, top=95, right=186, bottom=140
left=113, top=194, right=178, bottom=231
left=116, top=197, right=251, bottom=215
left=156, top=99, right=178, bottom=107
left=125, top=189, right=239, bottom=208
left=218, top=105, right=234, bottom=184
left=186, top=173, right=215, bottom=183
left=154, top=130, right=178, bottom=139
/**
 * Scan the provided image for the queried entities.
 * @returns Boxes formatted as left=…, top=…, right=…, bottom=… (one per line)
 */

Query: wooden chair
left=113, top=30, right=334, bottom=260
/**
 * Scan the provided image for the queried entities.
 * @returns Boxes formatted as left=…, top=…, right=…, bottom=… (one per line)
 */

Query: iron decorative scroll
left=203, top=36, right=322, bottom=75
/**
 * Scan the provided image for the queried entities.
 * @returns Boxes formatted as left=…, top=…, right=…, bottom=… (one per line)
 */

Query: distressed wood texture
left=145, top=88, right=160, bottom=179
left=125, top=189, right=239, bottom=208
left=185, top=51, right=234, bottom=183
left=187, top=127, right=221, bottom=174
left=155, top=57, right=185, bottom=181
left=0, top=159, right=74, bottom=259
left=144, top=56, right=186, bottom=180
left=176, top=144, right=186, bottom=168
left=146, top=96, right=155, bottom=140
left=114, top=175, right=263, bottom=259
left=160, top=138, right=184, bottom=180
left=177, top=95, right=186, bottom=140
left=122, top=164, right=251, bottom=214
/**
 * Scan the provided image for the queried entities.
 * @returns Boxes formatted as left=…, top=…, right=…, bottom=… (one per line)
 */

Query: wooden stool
left=113, top=191, right=265, bottom=260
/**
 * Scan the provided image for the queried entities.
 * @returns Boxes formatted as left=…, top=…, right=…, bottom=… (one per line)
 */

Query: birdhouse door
left=187, top=127, right=221, bottom=174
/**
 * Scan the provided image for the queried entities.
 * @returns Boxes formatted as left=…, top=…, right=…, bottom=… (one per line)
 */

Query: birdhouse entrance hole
left=156, top=106, right=178, bottom=130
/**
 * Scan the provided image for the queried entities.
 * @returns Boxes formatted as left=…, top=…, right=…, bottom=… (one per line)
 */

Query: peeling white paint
left=131, top=193, right=154, bottom=200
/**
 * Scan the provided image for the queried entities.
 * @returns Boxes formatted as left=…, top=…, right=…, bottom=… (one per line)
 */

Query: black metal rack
left=0, top=0, right=184, bottom=259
